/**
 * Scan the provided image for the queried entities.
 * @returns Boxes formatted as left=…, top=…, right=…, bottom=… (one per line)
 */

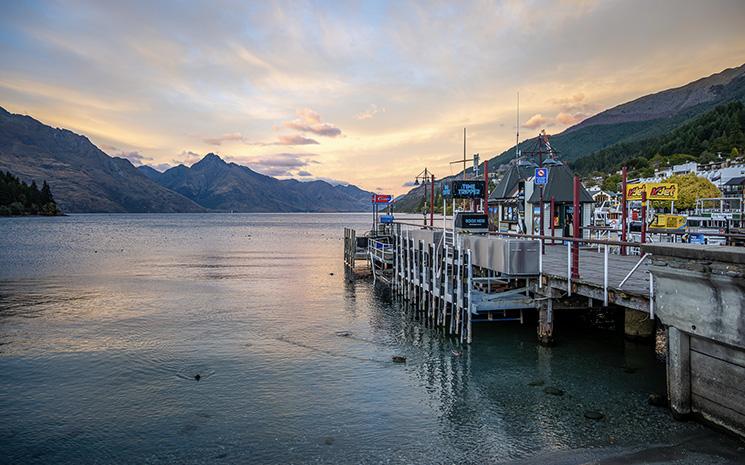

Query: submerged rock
left=528, top=380, right=545, bottom=387
left=543, top=386, right=564, bottom=396
left=648, top=392, right=668, bottom=407
left=323, top=436, right=334, bottom=445
left=392, top=355, right=407, bottom=363
left=584, top=410, right=604, bottom=420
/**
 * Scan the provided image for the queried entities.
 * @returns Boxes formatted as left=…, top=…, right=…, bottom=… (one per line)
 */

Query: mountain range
left=394, top=63, right=745, bottom=211
left=0, top=107, right=374, bottom=213
left=139, top=154, right=373, bottom=212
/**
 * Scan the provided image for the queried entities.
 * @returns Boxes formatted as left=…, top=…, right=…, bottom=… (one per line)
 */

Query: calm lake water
left=0, top=214, right=736, bottom=464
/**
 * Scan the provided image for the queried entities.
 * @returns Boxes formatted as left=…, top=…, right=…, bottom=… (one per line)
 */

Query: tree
left=602, top=173, right=621, bottom=192
left=660, top=173, right=720, bottom=210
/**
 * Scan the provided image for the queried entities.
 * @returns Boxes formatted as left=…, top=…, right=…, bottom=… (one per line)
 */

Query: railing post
left=649, top=272, right=654, bottom=319
left=538, top=242, right=543, bottom=288
left=641, top=190, right=647, bottom=244
left=621, top=166, right=628, bottom=255
left=550, top=196, right=555, bottom=244
left=567, top=241, right=572, bottom=297
left=603, top=244, right=609, bottom=306
left=572, top=176, right=580, bottom=279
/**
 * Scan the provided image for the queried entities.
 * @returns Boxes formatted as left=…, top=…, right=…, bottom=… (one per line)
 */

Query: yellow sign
left=626, top=182, right=678, bottom=201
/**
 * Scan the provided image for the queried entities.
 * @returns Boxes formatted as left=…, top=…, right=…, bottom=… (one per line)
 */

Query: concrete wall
left=643, top=243, right=745, bottom=437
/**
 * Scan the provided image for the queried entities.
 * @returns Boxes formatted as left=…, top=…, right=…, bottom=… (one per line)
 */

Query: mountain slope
left=153, top=153, right=373, bottom=212
left=494, top=63, right=745, bottom=167
left=573, top=101, right=745, bottom=174
left=0, top=107, right=204, bottom=213
left=394, top=63, right=745, bottom=210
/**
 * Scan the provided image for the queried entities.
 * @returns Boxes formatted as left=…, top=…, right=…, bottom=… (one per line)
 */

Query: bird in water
left=194, top=374, right=201, bottom=381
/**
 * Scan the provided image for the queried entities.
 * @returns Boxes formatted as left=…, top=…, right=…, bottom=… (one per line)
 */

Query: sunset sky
left=1, top=0, right=744, bottom=194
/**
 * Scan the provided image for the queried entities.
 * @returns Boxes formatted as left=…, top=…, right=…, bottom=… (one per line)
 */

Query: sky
left=1, top=0, right=744, bottom=194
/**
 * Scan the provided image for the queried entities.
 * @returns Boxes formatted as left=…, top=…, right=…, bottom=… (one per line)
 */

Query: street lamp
left=415, top=168, right=436, bottom=227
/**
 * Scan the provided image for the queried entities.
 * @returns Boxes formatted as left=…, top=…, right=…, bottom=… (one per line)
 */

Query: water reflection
left=0, top=214, right=720, bottom=464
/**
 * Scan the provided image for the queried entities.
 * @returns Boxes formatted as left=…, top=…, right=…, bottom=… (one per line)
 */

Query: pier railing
left=394, top=221, right=655, bottom=316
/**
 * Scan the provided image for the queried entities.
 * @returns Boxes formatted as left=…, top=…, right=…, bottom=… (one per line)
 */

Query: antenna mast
left=515, top=92, right=520, bottom=159
left=463, top=128, right=467, bottom=180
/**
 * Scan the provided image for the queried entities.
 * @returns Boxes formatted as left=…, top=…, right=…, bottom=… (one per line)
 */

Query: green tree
left=602, top=173, right=622, bottom=192
left=659, top=173, right=720, bottom=210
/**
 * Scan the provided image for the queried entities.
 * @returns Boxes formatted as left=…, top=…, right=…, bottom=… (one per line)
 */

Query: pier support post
left=624, top=309, right=654, bottom=340
left=537, top=292, right=555, bottom=346
left=667, top=326, right=691, bottom=419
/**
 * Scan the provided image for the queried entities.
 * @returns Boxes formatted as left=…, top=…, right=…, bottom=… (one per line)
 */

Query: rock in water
left=648, top=392, right=668, bottom=407
left=335, top=331, right=352, bottom=337
left=528, top=380, right=545, bottom=387
left=584, top=410, right=604, bottom=420
left=323, top=437, right=334, bottom=445
left=194, top=374, right=201, bottom=381
left=543, top=387, right=564, bottom=396
left=392, top=355, right=407, bottom=363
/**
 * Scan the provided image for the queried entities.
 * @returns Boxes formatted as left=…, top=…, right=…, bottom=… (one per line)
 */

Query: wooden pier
left=344, top=223, right=654, bottom=344
left=343, top=222, right=745, bottom=438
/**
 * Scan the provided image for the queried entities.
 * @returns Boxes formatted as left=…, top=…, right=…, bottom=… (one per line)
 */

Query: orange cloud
left=523, top=113, right=549, bottom=129
left=555, top=112, right=587, bottom=125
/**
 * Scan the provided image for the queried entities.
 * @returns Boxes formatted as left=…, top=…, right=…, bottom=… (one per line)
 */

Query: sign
left=372, top=194, right=392, bottom=204
left=626, top=182, right=678, bottom=201
left=379, top=214, right=394, bottom=224
left=449, top=180, right=486, bottom=199
left=442, top=183, right=451, bottom=198
left=455, top=213, right=488, bottom=229
left=534, top=167, right=548, bottom=185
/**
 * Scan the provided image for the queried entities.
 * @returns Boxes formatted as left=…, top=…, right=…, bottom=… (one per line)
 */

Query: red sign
left=372, top=194, right=392, bottom=204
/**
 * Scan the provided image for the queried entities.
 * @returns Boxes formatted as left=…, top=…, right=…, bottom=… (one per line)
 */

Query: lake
left=0, top=214, right=740, bottom=464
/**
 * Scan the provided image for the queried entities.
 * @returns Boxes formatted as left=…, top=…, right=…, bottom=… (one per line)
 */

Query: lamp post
left=415, top=168, right=436, bottom=227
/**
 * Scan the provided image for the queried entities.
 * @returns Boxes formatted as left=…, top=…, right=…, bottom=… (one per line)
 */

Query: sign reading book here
left=626, top=182, right=678, bottom=201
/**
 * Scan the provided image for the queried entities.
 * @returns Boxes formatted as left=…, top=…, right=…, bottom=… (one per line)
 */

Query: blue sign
left=380, top=215, right=394, bottom=224
left=449, top=180, right=485, bottom=199
left=534, top=167, right=549, bottom=185
left=442, top=183, right=451, bottom=198
left=689, top=233, right=705, bottom=245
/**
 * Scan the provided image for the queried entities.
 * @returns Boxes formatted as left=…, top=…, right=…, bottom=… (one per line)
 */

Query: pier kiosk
left=388, top=179, right=540, bottom=343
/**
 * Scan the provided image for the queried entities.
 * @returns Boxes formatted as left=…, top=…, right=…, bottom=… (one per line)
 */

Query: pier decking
left=538, top=244, right=650, bottom=311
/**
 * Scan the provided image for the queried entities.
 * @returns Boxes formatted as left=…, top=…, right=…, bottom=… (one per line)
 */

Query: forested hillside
left=0, top=171, right=60, bottom=215
left=572, top=102, right=745, bottom=177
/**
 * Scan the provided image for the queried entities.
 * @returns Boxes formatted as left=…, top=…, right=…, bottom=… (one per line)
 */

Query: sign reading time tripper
left=626, top=182, right=678, bottom=201
left=447, top=180, right=486, bottom=199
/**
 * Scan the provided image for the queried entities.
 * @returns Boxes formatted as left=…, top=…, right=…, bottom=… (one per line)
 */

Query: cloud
left=522, top=114, right=549, bottom=130
left=203, top=132, right=244, bottom=146
left=152, top=163, right=172, bottom=172
left=276, top=134, right=319, bottom=145
left=356, top=104, right=384, bottom=120
left=555, top=111, right=587, bottom=126
left=402, top=180, right=418, bottom=187
left=296, top=170, right=312, bottom=177
left=283, top=108, right=342, bottom=137
left=225, top=152, right=318, bottom=177
left=112, top=150, right=153, bottom=166
left=549, top=93, right=599, bottom=125
left=172, top=150, right=203, bottom=166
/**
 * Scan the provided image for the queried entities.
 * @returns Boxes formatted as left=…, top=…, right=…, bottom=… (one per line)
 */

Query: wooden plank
left=692, top=393, right=745, bottom=437
left=691, top=336, right=745, bottom=368
left=690, top=351, right=745, bottom=416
